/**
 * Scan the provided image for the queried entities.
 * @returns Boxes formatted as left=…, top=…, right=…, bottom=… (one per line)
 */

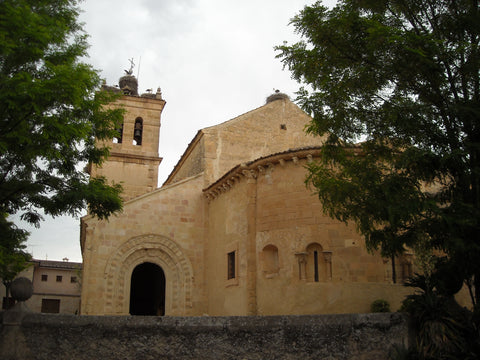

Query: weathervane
left=125, top=57, right=135, bottom=75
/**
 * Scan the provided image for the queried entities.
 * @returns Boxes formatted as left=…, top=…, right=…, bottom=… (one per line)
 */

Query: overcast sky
left=22, top=0, right=337, bottom=263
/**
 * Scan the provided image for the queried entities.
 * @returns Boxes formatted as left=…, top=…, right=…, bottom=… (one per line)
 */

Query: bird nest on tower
left=119, top=75, right=138, bottom=96
left=266, top=91, right=289, bottom=103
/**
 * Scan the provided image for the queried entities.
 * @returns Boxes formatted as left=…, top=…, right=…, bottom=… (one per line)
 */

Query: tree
left=0, top=0, right=124, bottom=282
left=0, top=214, right=31, bottom=308
left=277, top=0, right=479, bottom=301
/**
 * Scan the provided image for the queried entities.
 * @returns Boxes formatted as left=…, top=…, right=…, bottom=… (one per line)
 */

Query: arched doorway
left=129, top=262, right=165, bottom=316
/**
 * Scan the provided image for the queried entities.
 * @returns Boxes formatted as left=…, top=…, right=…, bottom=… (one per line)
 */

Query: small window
left=41, top=299, right=60, bottom=313
left=306, top=243, right=326, bottom=282
left=41, top=274, right=48, bottom=282
left=56, top=275, right=63, bottom=282
left=227, top=251, right=236, bottom=280
left=70, top=276, right=77, bottom=283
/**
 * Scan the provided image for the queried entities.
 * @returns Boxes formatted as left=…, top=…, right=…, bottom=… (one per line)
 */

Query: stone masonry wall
left=81, top=175, right=206, bottom=316
left=0, top=312, right=410, bottom=360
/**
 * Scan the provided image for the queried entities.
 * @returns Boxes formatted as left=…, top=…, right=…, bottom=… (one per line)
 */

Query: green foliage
left=0, top=214, right=31, bottom=282
left=277, top=0, right=480, bottom=301
left=0, top=213, right=31, bottom=307
left=371, top=299, right=390, bottom=313
left=400, top=275, right=480, bottom=359
left=0, top=0, right=124, bottom=278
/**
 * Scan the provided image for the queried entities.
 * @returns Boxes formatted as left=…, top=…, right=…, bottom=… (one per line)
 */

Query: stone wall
left=0, top=311, right=410, bottom=360
left=167, top=133, right=206, bottom=185
left=80, top=174, right=206, bottom=316
left=205, top=151, right=415, bottom=316
left=89, top=94, right=165, bottom=201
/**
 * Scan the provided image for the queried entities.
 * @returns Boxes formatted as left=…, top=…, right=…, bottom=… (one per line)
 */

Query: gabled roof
left=163, top=96, right=310, bottom=186
left=163, top=129, right=204, bottom=186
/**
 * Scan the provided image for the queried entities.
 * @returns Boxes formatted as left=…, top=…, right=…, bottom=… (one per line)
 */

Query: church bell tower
left=89, top=70, right=166, bottom=201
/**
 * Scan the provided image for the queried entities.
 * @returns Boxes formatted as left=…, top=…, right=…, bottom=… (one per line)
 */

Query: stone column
left=402, top=253, right=413, bottom=282
left=0, top=277, right=33, bottom=359
left=323, top=251, right=333, bottom=280
left=383, top=258, right=391, bottom=283
left=295, top=252, right=308, bottom=281
left=244, top=169, right=258, bottom=315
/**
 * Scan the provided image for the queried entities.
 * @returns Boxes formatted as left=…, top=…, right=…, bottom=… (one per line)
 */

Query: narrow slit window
left=227, top=251, right=236, bottom=280
left=306, top=243, right=325, bottom=282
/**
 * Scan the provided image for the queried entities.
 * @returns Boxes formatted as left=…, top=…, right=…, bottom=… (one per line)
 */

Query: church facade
left=80, top=77, right=413, bottom=316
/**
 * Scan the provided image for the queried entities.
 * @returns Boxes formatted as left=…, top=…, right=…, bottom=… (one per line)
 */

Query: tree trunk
left=3, top=280, right=12, bottom=309
left=391, top=255, right=396, bottom=284
left=474, top=272, right=480, bottom=309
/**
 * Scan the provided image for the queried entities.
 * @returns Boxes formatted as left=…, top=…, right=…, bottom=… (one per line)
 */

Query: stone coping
left=1, top=311, right=405, bottom=327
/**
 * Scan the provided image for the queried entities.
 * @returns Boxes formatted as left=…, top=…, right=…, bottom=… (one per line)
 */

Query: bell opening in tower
left=133, top=117, right=143, bottom=145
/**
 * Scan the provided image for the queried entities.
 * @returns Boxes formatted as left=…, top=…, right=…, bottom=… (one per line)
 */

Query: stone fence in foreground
left=1, top=309, right=410, bottom=360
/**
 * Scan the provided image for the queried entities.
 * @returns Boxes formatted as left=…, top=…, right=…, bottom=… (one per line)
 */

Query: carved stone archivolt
left=103, top=234, right=194, bottom=315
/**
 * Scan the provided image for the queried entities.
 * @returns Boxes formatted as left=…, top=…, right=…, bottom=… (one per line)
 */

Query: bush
left=401, top=274, right=480, bottom=359
left=371, top=299, right=391, bottom=313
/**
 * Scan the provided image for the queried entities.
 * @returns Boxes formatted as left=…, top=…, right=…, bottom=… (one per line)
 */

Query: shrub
left=371, top=299, right=391, bottom=313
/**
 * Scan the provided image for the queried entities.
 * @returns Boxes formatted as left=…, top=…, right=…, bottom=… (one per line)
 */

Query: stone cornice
left=202, top=146, right=323, bottom=202
left=108, top=151, right=162, bottom=164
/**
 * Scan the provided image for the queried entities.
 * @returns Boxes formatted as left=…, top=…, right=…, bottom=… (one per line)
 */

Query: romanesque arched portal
left=129, top=262, right=165, bottom=316
left=103, top=234, right=194, bottom=315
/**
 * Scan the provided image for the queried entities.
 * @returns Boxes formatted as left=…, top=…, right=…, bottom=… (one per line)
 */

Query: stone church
left=80, top=75, right=413, bottom=316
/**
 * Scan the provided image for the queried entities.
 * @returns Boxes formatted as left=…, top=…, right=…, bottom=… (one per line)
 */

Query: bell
left=133, top=120, right=143, bottom=145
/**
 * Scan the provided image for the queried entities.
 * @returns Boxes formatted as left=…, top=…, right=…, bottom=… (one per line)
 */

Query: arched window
left=113, top=123, right=123, bottom=144
left=306, top=243, right=326, bottom=282
left=133, top=117, right=143, bottom=145
left=261, top=245, right=279, bottom=276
